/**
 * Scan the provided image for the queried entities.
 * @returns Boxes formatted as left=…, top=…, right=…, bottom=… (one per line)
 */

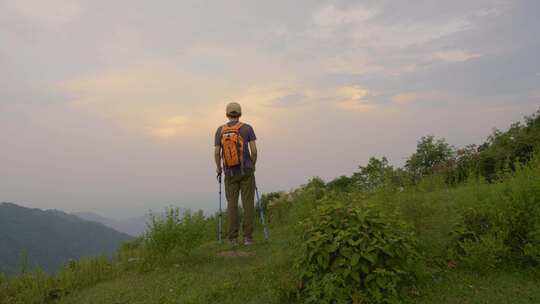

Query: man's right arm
left=214, top=145, right=222, bottom=175
left=214, top=127, right=222, bottom=175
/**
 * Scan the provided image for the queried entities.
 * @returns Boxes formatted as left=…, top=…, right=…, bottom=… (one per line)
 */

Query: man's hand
left=216, top=166, right=223, bottom=176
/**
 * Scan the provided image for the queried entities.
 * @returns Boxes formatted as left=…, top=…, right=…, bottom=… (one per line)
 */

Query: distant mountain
left=0, top=202, right=133, bottom=275
left=72, top=212, right=150, bottom=237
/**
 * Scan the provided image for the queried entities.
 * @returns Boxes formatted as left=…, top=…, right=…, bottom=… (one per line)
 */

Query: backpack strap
left=233, top=122, right=244, bottom=130
left=220, top=122, right=243, bottom=136
left=233, top=123, right=245, bottom=175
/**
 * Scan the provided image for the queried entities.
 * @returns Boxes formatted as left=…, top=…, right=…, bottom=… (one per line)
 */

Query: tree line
left=324, top=108, right=540, bottom=192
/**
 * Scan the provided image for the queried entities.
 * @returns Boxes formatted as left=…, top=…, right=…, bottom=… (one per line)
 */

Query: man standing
left=214, top=102, right=258, bottom=245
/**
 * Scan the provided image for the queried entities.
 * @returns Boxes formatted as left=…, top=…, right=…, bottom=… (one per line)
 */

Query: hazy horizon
left=1, top=0, right=539, bottom=216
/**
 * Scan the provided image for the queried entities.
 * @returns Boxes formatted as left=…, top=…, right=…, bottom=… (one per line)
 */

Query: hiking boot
left=244, top=237, right=254, bottom=246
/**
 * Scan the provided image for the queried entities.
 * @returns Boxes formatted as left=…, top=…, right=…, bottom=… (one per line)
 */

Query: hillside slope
left=53, top=232, right=540, bottom=304
left=0, top=203, right=133, bottom=274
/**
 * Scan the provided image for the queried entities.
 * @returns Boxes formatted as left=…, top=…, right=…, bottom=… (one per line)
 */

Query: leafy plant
left=144, top=208, right=208, bottom=257
left=405, top=135, right=454, bottom=181
left=295, top=201, right=418, bottom=304
left=352, top=157, right=399, bottom=193
left=450, top=155, right=540, bottom=268
left=458, top=233, right=508, bottom=272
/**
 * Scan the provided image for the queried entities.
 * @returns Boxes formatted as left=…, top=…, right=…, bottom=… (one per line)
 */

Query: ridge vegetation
left=1, top=109, right=540, bottom=304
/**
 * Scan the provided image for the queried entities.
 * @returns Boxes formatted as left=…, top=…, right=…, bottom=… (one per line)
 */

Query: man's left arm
left=247, top=125, right=257, bottom=168
left=249, top=140, right=257, bottom=167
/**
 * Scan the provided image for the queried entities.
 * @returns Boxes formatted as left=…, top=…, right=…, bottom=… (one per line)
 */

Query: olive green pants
left=225, top=168, right=255, bottom=240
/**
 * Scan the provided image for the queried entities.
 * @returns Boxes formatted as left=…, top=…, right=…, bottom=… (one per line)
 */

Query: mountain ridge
left=71, top=211, right=150, bottom=237
left=0, top=202, right=133, bottom=275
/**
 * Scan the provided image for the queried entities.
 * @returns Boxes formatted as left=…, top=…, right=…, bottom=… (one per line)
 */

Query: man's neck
left=228, top=118, right=240, bottom=124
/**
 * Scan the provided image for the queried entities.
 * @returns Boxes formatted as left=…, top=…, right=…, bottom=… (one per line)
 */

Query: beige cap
left=226, top=102, right=242, bottom=116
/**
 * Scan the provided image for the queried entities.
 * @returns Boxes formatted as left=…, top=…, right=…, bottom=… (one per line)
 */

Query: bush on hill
left=144, top=208, right=209, bottom=257
left=295, top=201, right=418, bottom=304
left=450, top=156, right=540, bottom=271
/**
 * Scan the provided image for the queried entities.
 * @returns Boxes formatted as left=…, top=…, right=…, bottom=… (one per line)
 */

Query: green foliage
left=257, top=191, right=283, bottom=222
left=447, top=144, right=481, bottom=184
left=326, top=176, right=356, bottom=193
left=374, top=176, right=458, bottom=263
left=476, top=108, right=540, bottom=181
left=406, top=135, right=454, bottom=181
left=56, top=257, right=117, bottom=292
left=144, top=208, right=209, bottom=257
left=260, top=191, right=282, bottom=209
left=353, top=157, right=398, bottom=192
left=449, top=155, right=540, bottom=270
left=303, top=176, right=327, bottom=199
left=296, top=201, right=418, bottom=304
left=19, top=251, right=29, bottom=275
left=305, top=176, right=325, bottom=189
left=458, top=233, right=508, bottom=272
left=0, top=256, right=122, bottom=304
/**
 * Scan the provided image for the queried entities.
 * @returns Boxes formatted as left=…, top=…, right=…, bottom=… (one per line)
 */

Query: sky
left=1, top=0, right=539, bottom=218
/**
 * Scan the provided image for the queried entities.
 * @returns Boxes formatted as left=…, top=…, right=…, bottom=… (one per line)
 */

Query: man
left=214, top=102, right=258, bottom=245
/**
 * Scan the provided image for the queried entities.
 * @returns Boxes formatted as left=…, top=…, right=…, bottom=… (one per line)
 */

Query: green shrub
left=457, top=233, right=508, bottom=272
left=450, top=156, right=540, bottom=268
left=268, top=186, right=323, bottom=229
left=144, top=208, right=208, bottom=256
left=295, top=201, right=418, bottom=304
left=0, top=270, right=54, bottom=304
left=56, top=256, right=116, bottom=292
left=524, top=227, right=540, bottom=264
left=304, top=177, right=326, bottom=200
left=121, top=236, right=144, bottom=252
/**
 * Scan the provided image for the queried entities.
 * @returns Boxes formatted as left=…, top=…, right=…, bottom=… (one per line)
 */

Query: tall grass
left=0, top=257, right=117, bottom=304
left=144, top=208, right=210, bottom=257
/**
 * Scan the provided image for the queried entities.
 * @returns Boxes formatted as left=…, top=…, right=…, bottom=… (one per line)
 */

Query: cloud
left=390, top=92, right=449, bottom=106
left=263, top=85, right=380, bottom=112
left=2, top=0, right=83, bottom=26
left=334, top=86, right=376, bottom=112
left=391, top=93, right=421, bottom=104
left=312, top=4, right=378, bottom=27
left=267, top=93, right=308, bottom=108
left=2, top=0, right=539, bottom=214
left=144, top=116, right=188, bottom=139
left=56, top=57, right=242, bottom=129
left=57, top=55, right=298, bottom=140
left=433, top=50, right=482, bottom=62
left=294, top=2, right=499, bottom=82
left=309, top=2, right=475, bottom=49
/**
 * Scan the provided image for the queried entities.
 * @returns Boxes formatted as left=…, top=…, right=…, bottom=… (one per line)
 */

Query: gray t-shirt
left=215, top=121, right=256, bottom=173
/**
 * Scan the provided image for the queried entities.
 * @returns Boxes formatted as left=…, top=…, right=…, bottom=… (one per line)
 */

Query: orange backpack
left=220, top=122, right=245, bottom=170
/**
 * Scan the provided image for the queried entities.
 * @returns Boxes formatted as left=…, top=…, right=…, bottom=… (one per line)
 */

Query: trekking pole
left=254, top=179, right=270, bottom=241
left=217, top=173, right=223, bottom=244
